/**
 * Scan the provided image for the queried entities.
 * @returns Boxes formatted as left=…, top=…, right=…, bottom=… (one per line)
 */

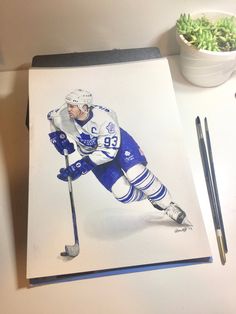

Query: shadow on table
left=0, top=69, right=29, bottom=288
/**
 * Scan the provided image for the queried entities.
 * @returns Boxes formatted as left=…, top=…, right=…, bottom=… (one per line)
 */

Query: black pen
left=196, top=117, right=226, bottom=265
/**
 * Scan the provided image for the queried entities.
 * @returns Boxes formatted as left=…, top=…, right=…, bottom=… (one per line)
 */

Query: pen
left=195, top=117, right=226, bottom=265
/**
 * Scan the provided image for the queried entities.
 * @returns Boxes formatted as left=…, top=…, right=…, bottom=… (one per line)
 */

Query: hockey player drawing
left=48, top=89, right=191, bottom=225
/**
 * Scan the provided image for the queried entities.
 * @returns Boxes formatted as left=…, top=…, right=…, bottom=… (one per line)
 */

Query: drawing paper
left=27, top=58, right=211, bottom=280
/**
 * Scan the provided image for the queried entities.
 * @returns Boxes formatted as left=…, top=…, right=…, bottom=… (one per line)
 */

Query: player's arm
left=57, top=119, right=121, bottom=182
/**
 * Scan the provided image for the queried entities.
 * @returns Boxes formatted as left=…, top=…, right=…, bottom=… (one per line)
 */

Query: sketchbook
left=27, top=55, right=211, bottom=284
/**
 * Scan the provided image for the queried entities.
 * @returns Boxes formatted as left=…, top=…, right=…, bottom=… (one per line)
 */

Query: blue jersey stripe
left=101, top=150, right=115, bottom=159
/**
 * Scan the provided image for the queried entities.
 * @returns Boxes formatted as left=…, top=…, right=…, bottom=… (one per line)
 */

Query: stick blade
left=61, top=243, right=80, bottom=257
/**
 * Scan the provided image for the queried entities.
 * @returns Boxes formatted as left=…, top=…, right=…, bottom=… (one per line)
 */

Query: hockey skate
left=151, top=201, right=190, bottom=225
left=165, top=202, right=187, bottom=224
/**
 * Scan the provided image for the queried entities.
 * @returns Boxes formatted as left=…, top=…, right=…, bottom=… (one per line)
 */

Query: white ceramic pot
left=176, top=12, right=236, bottom=87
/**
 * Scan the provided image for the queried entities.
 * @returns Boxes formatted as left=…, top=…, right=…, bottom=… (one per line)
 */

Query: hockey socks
left=127, top=165, right=171, bottom=207
left=111, top=175, right=146, bottom=203
left=116, top=185, right=146, bottom=203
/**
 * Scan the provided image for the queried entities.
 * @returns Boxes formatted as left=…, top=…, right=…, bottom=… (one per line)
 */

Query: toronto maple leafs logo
left=106, top=122, right=116, bottom=134
left=77, top=132, right=97, bottom=148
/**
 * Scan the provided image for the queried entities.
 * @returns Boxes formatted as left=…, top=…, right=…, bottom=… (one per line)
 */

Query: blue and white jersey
left=49, top=104, right=121, bottom=165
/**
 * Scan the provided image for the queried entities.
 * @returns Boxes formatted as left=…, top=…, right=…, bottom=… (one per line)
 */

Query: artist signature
left=174, top=226, right=193, bottom=233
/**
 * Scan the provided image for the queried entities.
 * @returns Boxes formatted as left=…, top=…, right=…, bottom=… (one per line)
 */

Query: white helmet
left=65, top=89, right=93, bottom=111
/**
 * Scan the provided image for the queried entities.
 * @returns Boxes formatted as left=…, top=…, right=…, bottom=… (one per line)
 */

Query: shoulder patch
left=106, top=122, right=116, bottom=134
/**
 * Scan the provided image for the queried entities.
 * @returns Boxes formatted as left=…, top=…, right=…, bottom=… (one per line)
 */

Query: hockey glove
left=49, top=131, right=75, bottom=155
left=57, top=156, right=96, bottom=181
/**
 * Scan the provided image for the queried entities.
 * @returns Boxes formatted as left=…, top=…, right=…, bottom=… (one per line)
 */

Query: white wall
left=0, top=0, right=235, bottom=71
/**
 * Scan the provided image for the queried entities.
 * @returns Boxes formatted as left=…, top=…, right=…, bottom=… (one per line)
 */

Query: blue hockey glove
left=57, top=156, right=96, bottom=181
left=49, top=131, right=75, bottom=155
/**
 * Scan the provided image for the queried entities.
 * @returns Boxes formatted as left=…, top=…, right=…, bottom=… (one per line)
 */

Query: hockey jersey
left=48, top=104, right=121, bottom=165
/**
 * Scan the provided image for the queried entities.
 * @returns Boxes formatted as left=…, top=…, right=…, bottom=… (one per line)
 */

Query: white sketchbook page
left=27, top=58, right=210, bottom=279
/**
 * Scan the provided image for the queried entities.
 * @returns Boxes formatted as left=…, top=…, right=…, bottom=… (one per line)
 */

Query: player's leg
left=111, top=175, right=146, bottom=203
left=126, top=164, right=187, bottom=224
left=126, top=164, right=171, bottom=208
left=116, top=128, right=170, bottom=206
left=117, top=128, right=188, bottom=224
left=92, top=160, right=145, bottom=203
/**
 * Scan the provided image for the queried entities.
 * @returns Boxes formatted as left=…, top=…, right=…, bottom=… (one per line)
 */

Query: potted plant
left=176, top=12, right=236, bottom=87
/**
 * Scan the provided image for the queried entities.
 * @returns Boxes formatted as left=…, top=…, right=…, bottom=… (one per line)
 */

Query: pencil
left=195, top=117, right=226, bottom=265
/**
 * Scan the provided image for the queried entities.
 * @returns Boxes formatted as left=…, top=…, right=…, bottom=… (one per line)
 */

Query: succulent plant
left=176, top=13, right=236, bottom=52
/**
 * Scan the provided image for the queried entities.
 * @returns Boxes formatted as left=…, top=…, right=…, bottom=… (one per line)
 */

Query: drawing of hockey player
left=47, top=89, right=191, bottom=225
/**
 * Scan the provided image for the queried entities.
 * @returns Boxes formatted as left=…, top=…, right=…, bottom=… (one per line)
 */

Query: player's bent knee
left=111, top=176, right=145, bottom=203
left=126, top=164, right=147, bottom=182
left=111, top=176, right=132, bottom=203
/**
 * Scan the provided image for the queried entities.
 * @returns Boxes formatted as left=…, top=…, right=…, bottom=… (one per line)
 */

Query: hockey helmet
left=65, top=89, right=93, bottom=111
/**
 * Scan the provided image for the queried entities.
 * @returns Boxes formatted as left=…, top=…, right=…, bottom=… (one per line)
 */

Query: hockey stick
left=60, top=149, right=80, bottom=257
